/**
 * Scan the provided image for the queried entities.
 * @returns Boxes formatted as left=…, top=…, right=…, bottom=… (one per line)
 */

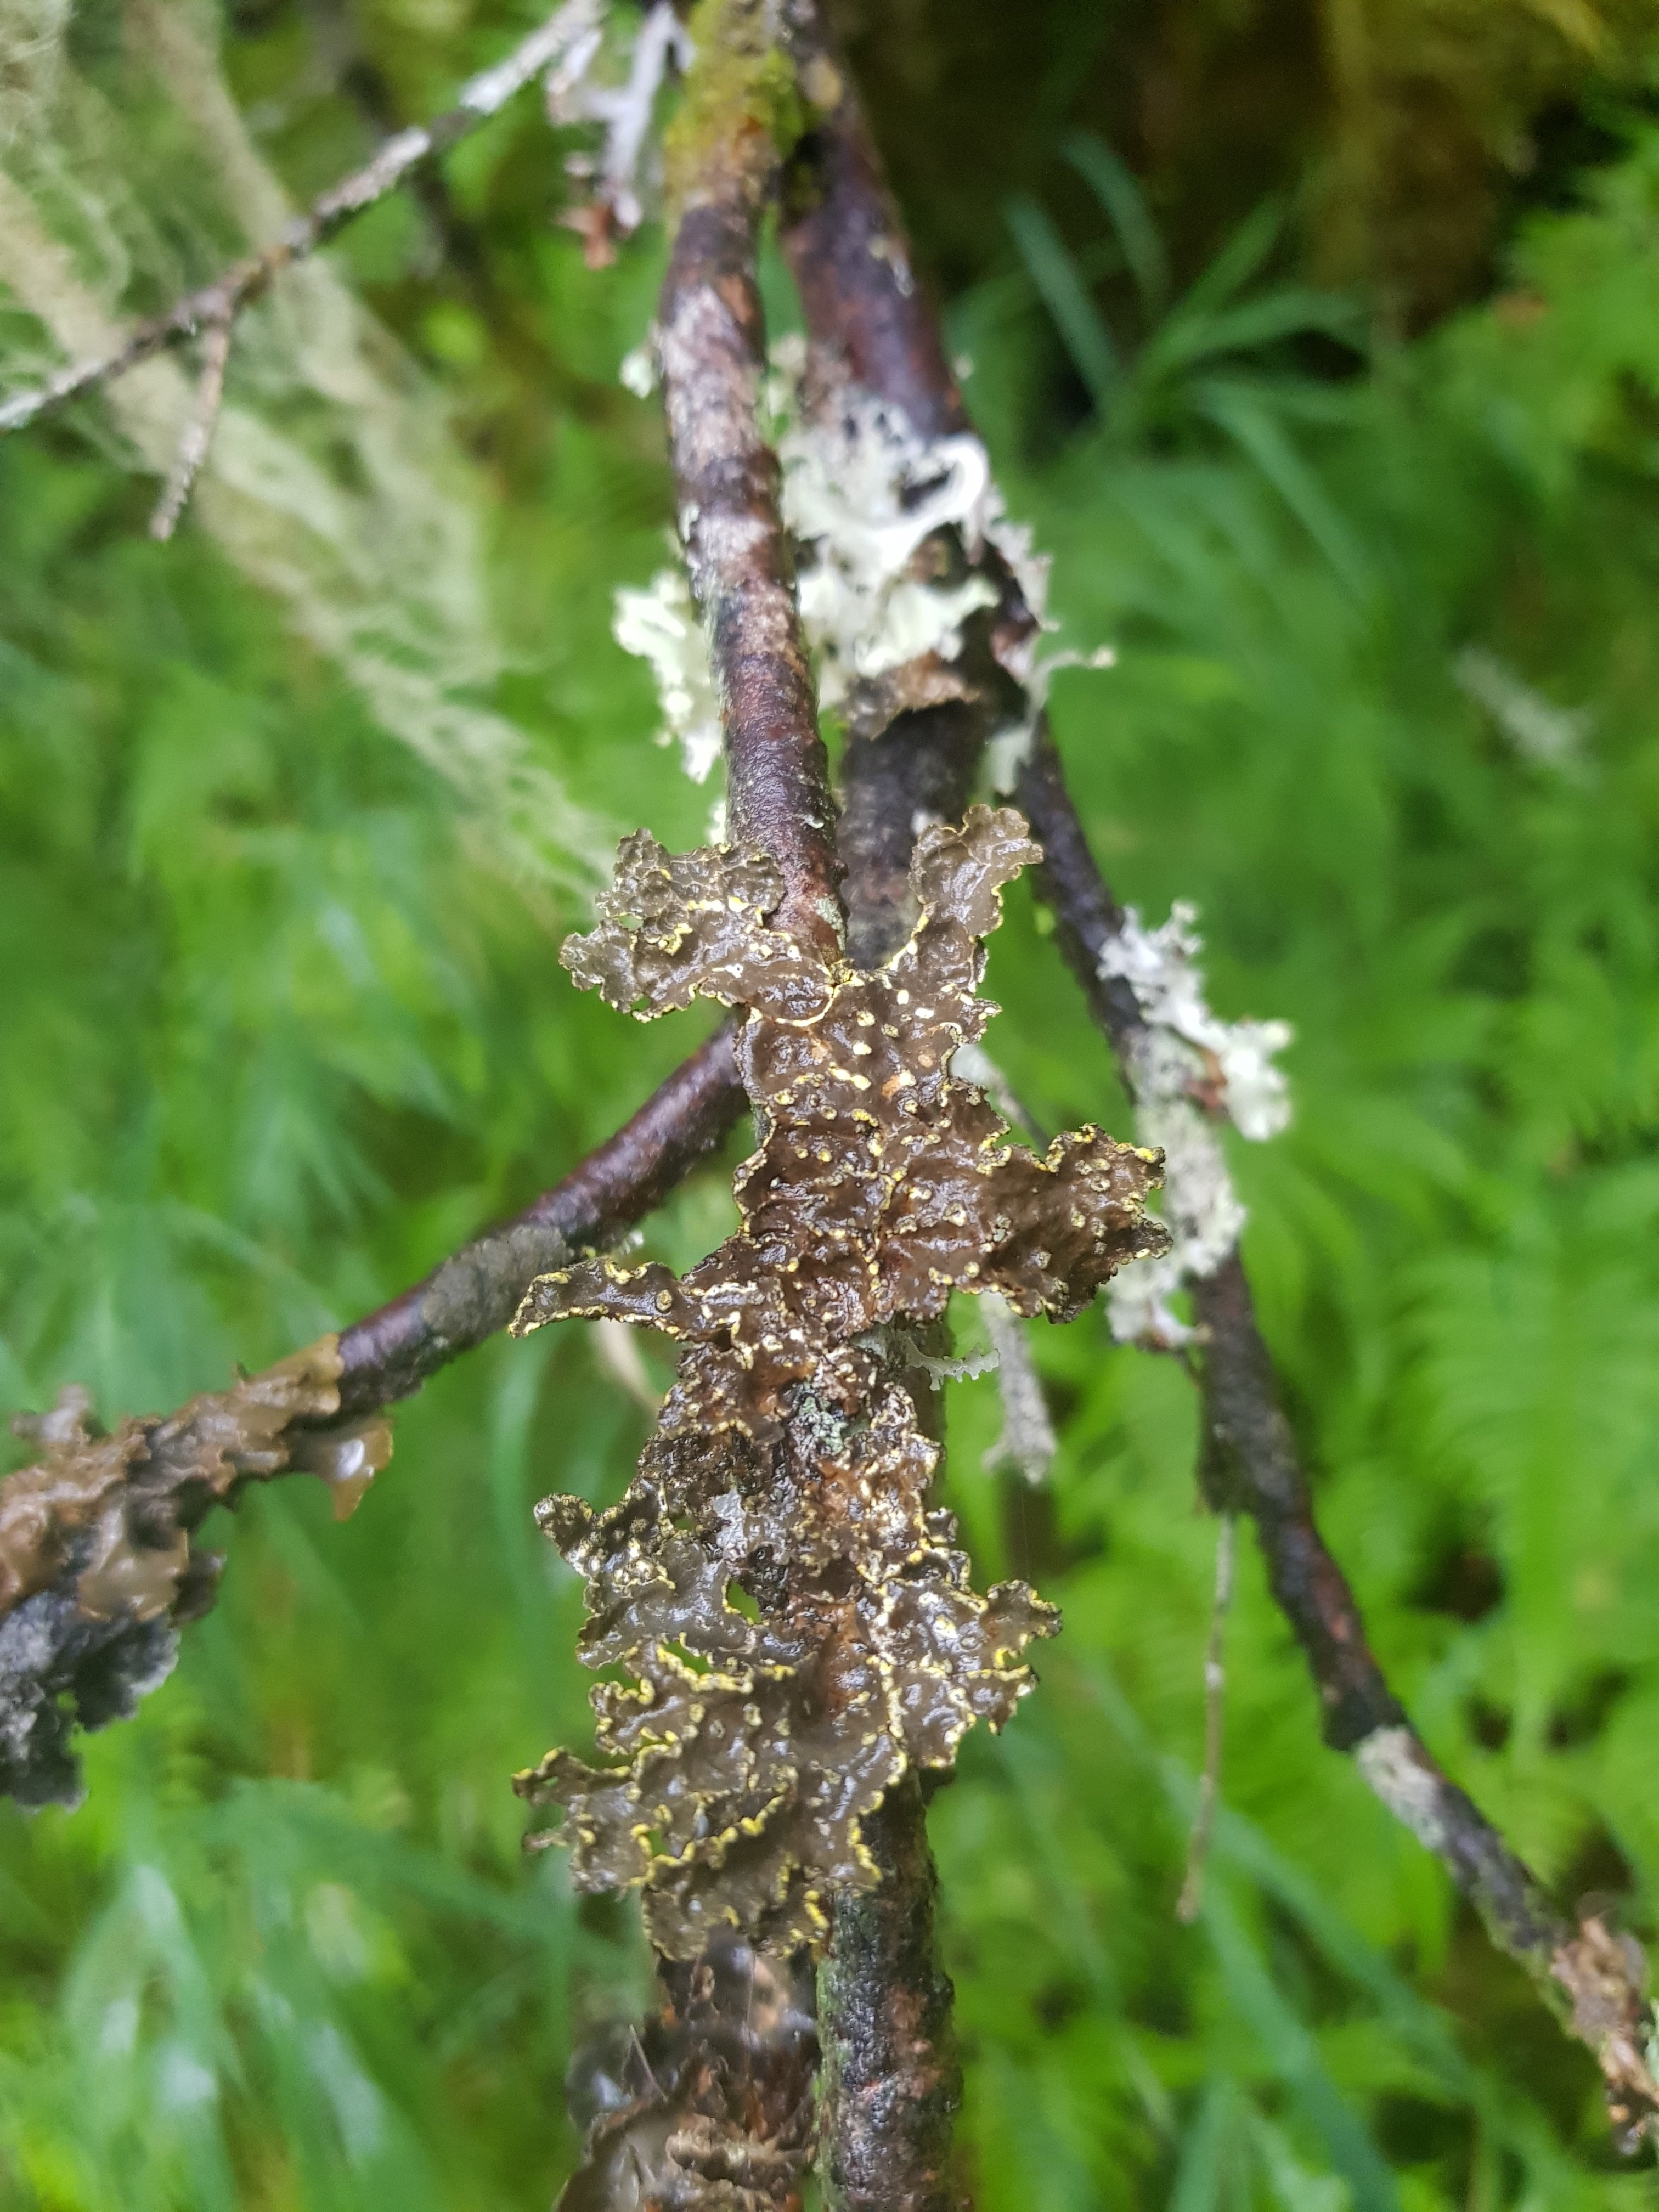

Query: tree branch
left=0, top=1026, right=744, bottom=1809
left=0, top=0, right=603, bottom=438
left=336, top=1024, right=743, bottom=1414
left=1020, top=740, right=1659, bottom=2143
left=815, top=1775, right=961, bottom=2212
left=657, top=0, right=842, bottom=959
left=772, top=0, right=1659, bottom=2145
left=774, top=25, right=1007, bottom=2200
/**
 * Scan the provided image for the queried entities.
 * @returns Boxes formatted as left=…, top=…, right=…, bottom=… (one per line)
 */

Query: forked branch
left=778, top=0, right=1659, bottom=2145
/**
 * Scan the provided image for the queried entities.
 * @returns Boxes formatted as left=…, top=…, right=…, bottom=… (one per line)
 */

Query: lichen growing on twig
left=0, top=1340, right=391, bottom=1805
left=511, top=806, right=1166, bottom=1955
left=1098, top=900, right=1291, bottom=1348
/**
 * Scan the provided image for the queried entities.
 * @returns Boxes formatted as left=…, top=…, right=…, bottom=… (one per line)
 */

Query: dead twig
left=1026, top=747, right=1659, bottom=2142
left=148, top=314, right=231, bottom=540
left=0, top=0, right=603, bottom=438
left=778, top=0, right=1659, bottom=2145
left=0, top=1025, right=744, bottom=1809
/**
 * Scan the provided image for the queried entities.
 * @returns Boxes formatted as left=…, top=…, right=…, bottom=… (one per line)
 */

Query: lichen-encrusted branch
left=511, top=808, right=1165, bottom=1957
left=1024, top=743, right=1659, bottom=2143
left=0, top=1337, right=385, bottom=1808
left=1, top=1028, right=746, bottom=1808
left=775, top=9, right=1659, bottom=2143
left=657, top=0, right=840, bottom=962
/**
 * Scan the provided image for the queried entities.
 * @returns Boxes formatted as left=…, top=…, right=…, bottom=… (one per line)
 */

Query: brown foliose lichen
left=559, top=1933, right=816, bottom=2212
left=0, top=1340, right=391, bottom=1807
left=512, top=807, right=1167, bottom=1956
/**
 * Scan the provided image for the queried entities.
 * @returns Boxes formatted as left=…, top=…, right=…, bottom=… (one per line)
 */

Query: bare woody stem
left=336, top=1024, right=743, bottom=1413
left=658, top=0, right=842, bottom=958
left=778, top=0, right=967, bottom=444
left=0, top=0, right=600, bottom=437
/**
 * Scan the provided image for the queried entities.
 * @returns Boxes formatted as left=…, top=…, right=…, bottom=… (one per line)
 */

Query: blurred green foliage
left=4, top=3, right=1659, bottom=2208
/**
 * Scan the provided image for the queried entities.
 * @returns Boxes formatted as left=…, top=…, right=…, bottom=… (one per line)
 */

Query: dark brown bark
left=1012, top=718, right=1149, bottom=1064
left=816, top=1776, right=963, bottom=2212
left=336, top=1025, right=743, bottom=1413
left=780, top=3, right=967, bottom=444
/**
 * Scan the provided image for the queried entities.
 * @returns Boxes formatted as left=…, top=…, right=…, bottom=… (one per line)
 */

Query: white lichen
left=1354, top=1725, right=1448, bottom=1853
left=618, top=329, right=659, bottom=396
left=546, top=0, right=692, bottom=243
left=1101, top=902, right=1291, bottom=1348
left=979, top=1290, right=1057, bottom=1485
left=769, top=351, right=996, bottom=705
left=612, top=567, right=723, bottom=783
left=1454, top=645, right=1590, bottom=773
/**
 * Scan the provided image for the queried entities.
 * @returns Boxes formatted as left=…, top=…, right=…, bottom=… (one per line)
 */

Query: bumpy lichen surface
left=512, top=807, right=1167, bottom=1957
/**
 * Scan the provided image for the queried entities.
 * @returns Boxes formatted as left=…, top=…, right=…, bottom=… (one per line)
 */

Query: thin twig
left=0, top=0, right=602, bottom=437
left=148, top=315, right=231, bottom=539
left=1029, top=757, right=1659, bottom=2140
left=335, top=1023, right=742, bottom=1413
left=0, top=1026, right=745, bottom=1808
left=1177, top=1511, right=1236, bottom=1923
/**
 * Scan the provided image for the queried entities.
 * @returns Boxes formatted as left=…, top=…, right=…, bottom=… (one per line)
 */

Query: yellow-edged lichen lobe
left=516, top=809, right=1166, bottom=1955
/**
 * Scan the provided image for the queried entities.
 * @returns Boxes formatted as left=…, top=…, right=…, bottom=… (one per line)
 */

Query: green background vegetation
left=4, top=2, right=1659, bottom=2204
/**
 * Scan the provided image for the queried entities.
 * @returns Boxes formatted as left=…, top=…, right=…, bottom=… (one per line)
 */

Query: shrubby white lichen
left=767, top=342, right=1114, bottom=748
left=772, top=354, right=996, bottom=706
left=546, top=0, right=692, bottom=247
left=1100, top=902, right=1292, bottom=1348
left=612, top=567, right=723, bottom=783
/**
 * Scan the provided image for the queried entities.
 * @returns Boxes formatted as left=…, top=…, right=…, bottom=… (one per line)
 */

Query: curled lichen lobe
left=514, top=808, right=1166, bottom=1955
left=1, top=1339, right=390, bottom=1624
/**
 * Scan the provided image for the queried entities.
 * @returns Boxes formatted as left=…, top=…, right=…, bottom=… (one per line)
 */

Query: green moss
left=663, top=0, right=806, bottom=212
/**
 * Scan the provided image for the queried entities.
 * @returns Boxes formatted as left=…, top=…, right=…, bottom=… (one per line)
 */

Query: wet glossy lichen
left=1, top=1340, right=392, bottom=1807
left=512, top=806, right=1166, bottom=1956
